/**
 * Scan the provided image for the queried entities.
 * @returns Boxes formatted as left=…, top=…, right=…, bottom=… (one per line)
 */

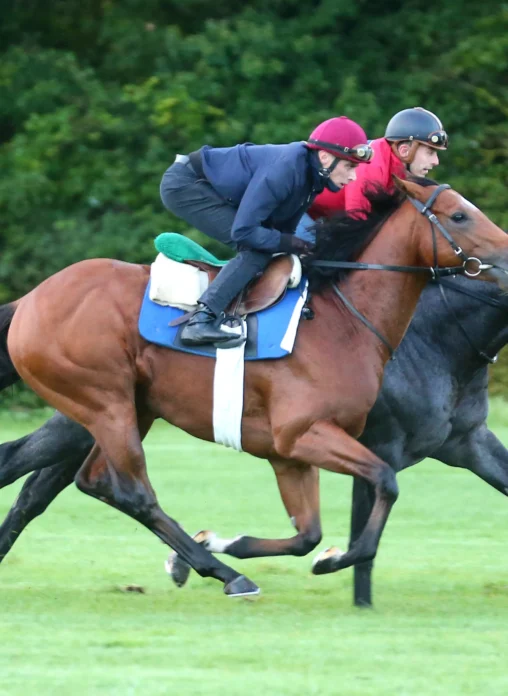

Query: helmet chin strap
left=319, top=156, right=341, bottom=192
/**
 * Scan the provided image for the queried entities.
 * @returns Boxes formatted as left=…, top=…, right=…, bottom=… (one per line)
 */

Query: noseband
left=310, top=184, right=495, bottom=357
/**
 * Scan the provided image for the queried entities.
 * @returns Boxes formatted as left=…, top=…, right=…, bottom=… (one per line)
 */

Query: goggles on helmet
left=426, top=130, right=449, bottom=148
left=307, top=139, right=374, bottom=163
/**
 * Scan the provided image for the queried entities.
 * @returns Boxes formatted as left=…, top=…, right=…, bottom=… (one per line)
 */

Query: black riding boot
left=180, top=304, right=231, bottom=346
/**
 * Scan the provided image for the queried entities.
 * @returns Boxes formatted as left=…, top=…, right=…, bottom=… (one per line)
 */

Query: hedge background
left=1, top=1, right=507, bottom=405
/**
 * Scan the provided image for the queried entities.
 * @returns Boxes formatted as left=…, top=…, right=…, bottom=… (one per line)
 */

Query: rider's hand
left=278, top=233, right=315, bottom=256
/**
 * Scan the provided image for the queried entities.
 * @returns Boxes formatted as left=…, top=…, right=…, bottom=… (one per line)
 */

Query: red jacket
left=308, top=137, right=407, bottom=219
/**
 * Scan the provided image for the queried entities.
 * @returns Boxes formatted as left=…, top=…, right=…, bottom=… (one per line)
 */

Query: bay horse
left=1, top=177, right=508, bottom=597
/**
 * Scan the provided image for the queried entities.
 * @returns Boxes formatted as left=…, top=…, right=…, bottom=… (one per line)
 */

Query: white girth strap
left=212, top=322, right=246, bottom=451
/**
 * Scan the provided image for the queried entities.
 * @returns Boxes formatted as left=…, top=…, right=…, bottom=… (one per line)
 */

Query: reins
left=432, top=278, right=508, bottom=364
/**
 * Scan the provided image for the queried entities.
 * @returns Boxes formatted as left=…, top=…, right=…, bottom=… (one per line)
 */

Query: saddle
left=150, top=233, right=302, bottom=316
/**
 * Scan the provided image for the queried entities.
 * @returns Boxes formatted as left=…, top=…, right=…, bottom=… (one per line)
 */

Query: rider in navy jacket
left=160, top=116, right=372, bottom=347
left=200, top=142, right=320, bottom=252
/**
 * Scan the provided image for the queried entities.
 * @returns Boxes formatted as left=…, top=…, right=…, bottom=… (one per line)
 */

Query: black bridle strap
left=433, top=277, right=508, bottom=364
left=437, top=277, right=508, bottom=310
left=331, top=284, right=396, bottom=357
left=408, top=185, right=468, bottom=261
left=310, top=260, right=465, bottom=277
left=420, top=183, right=451, bottom=213
left=436, top=282, right=498, bottom=364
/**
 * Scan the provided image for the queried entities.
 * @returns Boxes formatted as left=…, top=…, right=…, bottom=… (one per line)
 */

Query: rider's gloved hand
left=278, top=233, right=314, bottom=256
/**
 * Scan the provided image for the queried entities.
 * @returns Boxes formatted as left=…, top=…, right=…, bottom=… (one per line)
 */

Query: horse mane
left=304, top=176, right=438, bottom=292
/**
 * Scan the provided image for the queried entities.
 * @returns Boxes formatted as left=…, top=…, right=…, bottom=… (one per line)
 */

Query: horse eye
left=451, top=212, right=468, bottom=223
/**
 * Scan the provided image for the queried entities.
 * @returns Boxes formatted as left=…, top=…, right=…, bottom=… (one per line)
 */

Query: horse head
left=394, top=177, right=508, bottom=289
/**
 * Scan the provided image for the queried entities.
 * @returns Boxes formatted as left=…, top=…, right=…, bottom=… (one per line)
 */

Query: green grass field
left=1, top=404, right=508, bottom=695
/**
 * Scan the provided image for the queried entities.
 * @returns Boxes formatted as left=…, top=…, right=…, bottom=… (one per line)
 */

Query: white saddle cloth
left=149, top=254, right=209, bottom=311
left=149, top=252, right=302, bottom=311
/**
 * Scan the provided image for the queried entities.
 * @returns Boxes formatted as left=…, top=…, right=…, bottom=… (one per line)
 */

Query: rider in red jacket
left=297, top=108, right=448, bottom=238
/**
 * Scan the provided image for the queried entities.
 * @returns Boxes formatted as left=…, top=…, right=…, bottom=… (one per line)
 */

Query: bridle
left=310, top=184, right=496, bottom=358
left=408, top=184, right=492, bottom=279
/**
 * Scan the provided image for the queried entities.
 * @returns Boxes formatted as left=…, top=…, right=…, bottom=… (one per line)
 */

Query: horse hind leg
left=75, top=406, right=259, bottom=597
left=166, top=459, right=322, bottom=588
left=0, top=412, right=93, bottom=490
left=0, top=413, right=93, bottom=564
left=0, top=463, right=78, bottom=564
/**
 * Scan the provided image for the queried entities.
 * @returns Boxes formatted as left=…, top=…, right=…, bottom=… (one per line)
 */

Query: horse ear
left=392, top=175, right=424, bottom=200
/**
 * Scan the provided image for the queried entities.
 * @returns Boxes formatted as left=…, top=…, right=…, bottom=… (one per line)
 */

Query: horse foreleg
left=222, top=459, right=322, bottom=557
left=278, top=420, right=399, bottom=574
left=436, top=423, right=508, bottom=494
left=350, top=477, right=376, bottom=607
left=75, top=407, right=259, bottom=597
left=0, top=463, right=78, bottom=563
left=166, top=460, right=322, bottom=587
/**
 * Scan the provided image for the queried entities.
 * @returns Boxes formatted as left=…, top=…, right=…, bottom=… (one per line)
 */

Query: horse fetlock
left=195, top=558, right=234, bottom=580
left=349, top=543, right=377, bottom=567
left=165, top=530, right=222, bottom=588
left=293, top=529, right=323, bottom=557
left=207, top=533, right=244, bottom=555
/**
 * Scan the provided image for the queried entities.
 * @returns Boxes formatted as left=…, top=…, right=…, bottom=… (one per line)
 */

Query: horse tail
left=0, top=303, right=20, bottom=391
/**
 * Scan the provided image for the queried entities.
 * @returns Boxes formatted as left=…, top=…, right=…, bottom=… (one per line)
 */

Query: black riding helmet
left=384, top=107, right=448, bottom=164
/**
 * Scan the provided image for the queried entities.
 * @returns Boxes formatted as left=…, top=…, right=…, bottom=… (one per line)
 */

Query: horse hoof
left=165, top=553, right=191, bottom=588
left=311, top=546, right=345, bottom=575
left=164, top=530, right=214, bottom=588
left=224, top=575, right=261, bottom=598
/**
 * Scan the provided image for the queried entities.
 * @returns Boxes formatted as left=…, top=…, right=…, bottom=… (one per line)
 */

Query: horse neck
left=419, top=279, right=508, bottom=370
left=329, top=205, right=429, bottom=362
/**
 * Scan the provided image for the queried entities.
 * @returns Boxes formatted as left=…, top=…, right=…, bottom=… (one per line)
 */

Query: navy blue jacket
left=201, top=142, right=323, bottom=252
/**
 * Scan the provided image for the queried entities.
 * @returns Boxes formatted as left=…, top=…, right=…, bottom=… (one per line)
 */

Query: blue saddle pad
left=138, top=278, right=308, bottom=360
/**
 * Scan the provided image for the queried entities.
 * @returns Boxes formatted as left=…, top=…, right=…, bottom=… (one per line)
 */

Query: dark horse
left=1, top=178, right=508, bottom=597
left=350, top=274, right=508, bottom=606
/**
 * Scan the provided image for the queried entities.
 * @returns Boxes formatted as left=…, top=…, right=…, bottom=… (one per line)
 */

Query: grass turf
left=1, top=403, right=508, bottom=695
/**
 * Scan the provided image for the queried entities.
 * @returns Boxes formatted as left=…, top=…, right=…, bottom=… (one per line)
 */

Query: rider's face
left=331, top=160, right=359, bottom=188
left=408, top=144, right=440, bottom=177
left=319, top=151, right=359, bottom=188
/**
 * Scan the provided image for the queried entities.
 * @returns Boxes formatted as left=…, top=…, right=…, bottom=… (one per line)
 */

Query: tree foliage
left=1, top=0, right=508, bottom=396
